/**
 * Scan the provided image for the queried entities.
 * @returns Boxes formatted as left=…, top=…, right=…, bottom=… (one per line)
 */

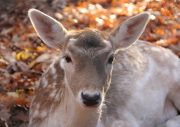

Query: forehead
left=74, top=29, right=107, bottom=49
left=66, top=29, right=112, bottom=54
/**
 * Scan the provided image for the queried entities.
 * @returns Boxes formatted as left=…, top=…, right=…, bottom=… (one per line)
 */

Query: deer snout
left=81, top=92, right=101, bottom=107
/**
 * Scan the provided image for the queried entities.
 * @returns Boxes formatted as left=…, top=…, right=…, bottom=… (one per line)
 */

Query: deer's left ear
left=110, top=12, right=150, bottom=51
left=28, top=9, right=68, bottom=49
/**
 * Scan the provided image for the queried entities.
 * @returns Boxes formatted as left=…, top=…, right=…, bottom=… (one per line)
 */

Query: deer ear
left=110, top=12, right=150, bottom=51
left=28, top=9, right=68, bottom=49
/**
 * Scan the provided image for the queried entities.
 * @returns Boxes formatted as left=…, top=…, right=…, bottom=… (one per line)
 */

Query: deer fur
left=28, top=9, right=180, bottom=127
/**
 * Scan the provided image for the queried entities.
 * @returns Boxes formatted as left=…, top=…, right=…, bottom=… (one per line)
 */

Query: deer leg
left=165, top=81, right=180, bottom=127
left=165, top=115, right=180, bottom=127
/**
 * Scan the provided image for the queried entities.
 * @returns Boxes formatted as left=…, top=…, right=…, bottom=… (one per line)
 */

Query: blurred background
left=0, top=0, right=180, bottom=126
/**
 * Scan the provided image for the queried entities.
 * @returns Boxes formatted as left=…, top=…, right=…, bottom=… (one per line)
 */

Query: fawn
left=28, top=9, right=180, bottom=127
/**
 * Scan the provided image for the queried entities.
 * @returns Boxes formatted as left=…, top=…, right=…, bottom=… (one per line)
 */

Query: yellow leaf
left=16, top=51, right=35, bottom=60
left=28, top=61, right=36, bottom=68
left=17, top=52, right=23, bottom=60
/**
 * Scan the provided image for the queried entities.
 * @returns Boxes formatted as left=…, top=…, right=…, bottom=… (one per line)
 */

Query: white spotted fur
left=28, top=9, right=180, bottom=127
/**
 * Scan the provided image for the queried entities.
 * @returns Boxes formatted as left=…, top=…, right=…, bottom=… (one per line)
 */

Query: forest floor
left=0, top=0, right=180, bottom=126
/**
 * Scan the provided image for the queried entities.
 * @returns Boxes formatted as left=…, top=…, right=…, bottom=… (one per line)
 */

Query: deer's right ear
left=110, top=12, right=150, bottom=51
left=28, top=9, right=68, bottom=49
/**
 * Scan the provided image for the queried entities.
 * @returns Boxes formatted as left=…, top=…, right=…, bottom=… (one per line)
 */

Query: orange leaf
left=37, top=46, right=47, bottom=52
left=155, top=28, right=164, bottom=36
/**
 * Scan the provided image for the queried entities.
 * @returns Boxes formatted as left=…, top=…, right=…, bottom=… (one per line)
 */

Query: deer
left=28, top=8, right=180, bottom=127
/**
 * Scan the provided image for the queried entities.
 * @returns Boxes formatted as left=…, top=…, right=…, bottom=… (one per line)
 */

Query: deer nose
left=81, top=92, right=101, bottom=106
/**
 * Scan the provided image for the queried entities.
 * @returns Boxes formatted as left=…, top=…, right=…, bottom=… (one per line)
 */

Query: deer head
left=28, top=9, right=150, bottom=108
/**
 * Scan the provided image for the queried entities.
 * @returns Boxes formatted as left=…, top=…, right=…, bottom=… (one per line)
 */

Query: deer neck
left=57, top=82, right=101, bottom=127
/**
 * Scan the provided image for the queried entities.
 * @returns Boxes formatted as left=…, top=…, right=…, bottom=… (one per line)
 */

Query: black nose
left=81, top=92, right=101, bottom=106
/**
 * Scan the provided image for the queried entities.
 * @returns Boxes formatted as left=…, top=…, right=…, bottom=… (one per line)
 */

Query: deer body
left=28, top=9, right=180, bottom=127
left=100, top=40, right=180, bottom=127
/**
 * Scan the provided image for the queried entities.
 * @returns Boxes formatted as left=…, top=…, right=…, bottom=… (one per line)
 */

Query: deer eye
left=108, top=55, right=114, bottom=64
left=65, top=56, right=72, bottom=63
